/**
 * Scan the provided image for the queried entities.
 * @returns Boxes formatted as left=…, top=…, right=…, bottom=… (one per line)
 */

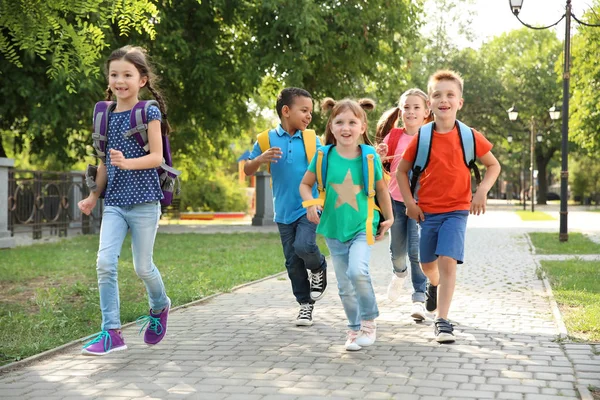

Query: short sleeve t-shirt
left=402, top=126, right=493, bottom=213
left=383, top=127, right=415, bottom=202
left=308, top=146, right=383, bottom=242
left=247, top=125, right=322, bottom=224
left=104, top=105, right=164, bottom=206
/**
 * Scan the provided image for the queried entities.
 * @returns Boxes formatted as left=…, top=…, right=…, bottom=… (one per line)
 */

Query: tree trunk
left=535, top=146, right=558, bottom=205
left=0, top=139, right=7, bottom=158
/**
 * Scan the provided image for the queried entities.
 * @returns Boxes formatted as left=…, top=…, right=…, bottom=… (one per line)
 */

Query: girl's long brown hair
left=105, top=46, right=171, bottom=136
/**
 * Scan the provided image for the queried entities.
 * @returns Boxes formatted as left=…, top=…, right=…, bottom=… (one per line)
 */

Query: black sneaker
left=295, top=303, right=314, bottom=326
left=434, top=317, right=455, bottom=343
left=425, top=283, right=438, bottom=312
left=309, top=269, right=327, bottom=301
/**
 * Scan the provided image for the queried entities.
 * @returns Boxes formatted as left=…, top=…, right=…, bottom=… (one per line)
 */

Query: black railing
left=8, top=169, right=102, bottom=239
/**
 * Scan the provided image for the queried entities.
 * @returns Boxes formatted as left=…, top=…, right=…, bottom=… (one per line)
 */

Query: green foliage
left=0, top=0, right=159, bottom=92
left=570, top=2, right=600, bottom=156
left=177, top=147, right=249, bottom=212
left=570, top=154, right=600, bottom=204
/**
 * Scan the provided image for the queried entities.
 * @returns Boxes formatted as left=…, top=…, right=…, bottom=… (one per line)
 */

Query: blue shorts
left=419, top=210, right=469, bottom=264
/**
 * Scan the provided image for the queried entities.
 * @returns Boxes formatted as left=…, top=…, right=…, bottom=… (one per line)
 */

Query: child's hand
left=406, top=202, right=425, bottom=222
left=78, top=196, right=97, bottom=216
left=258, top=147, right=283, bottom=164
left=306, top=205, right=322, bottom=224
left=110, top=149, right=130, bottom=169
left=470, top=190, right=487, bottom=215
left=375, top=218, right=394, bottom=241
left=376, top=143, right=388, bottom=158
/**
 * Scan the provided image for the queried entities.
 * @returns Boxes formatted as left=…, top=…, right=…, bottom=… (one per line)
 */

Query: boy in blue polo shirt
left=244, top=87, right=328, bottom=326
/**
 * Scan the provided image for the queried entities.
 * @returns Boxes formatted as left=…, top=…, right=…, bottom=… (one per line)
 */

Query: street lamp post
left=509, top=0, right=600, bottom=241
left=507, top=106, right=553, bottom=213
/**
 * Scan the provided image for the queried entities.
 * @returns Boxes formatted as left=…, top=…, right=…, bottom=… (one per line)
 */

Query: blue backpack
left=302, top=144, right=383, bottom=245
left=85, top=100, right=181, bottom=206
left=409, top=120, right=481, bottom=197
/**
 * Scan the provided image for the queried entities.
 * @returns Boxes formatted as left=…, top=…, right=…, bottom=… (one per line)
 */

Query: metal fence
left=8, top=169, right=102, bottom=239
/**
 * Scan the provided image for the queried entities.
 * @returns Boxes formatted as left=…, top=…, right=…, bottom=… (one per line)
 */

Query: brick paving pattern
left=1, top=211, right=599, bottom=399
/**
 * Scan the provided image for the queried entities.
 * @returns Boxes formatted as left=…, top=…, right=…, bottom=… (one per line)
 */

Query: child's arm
left=243, top=147, right=283, bottom=175
left=471, top=151, right=501, bottom=215
left=110, top=120, right=163, bottom=170
left=396, top=159, right=425, bottom=222
left=299, top=171, right=321, bottom=225
left=375, top=179, right=394, bottom=240
left=78, top=161, right=107, bottom=215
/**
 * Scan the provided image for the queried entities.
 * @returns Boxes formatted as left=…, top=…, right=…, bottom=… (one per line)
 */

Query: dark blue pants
left=277, top=215, right=327, bottom=304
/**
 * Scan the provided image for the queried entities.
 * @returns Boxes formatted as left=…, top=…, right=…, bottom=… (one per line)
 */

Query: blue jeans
left=389, top=199, right=427, bottom=302
left=277, top=214, right=327, bottom=304
left=326, top=232, right=379, bottom=331
left=96, top=202, right=169, bottom=330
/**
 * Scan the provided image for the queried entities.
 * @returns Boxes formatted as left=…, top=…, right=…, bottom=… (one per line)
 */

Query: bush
left=180, top=172, right=248, bottom=212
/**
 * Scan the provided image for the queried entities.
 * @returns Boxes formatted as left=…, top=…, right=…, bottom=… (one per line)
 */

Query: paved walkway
left=1, top=211, right=599, bottom=399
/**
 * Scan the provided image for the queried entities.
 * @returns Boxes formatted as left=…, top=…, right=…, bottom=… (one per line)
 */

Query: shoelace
left=347, top=330, right=359, bottom=341
left=311, top=271, right=324, bottom=290
left=136, top=314, right=164, bottom=335
left=83, top=330, right=111, bottom=352
left=361, top=322, right=376, bottom=335
left=298, top=304, right=313, bottom=319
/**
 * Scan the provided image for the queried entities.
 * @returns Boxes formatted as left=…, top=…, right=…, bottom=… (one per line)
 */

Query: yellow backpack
left=257, top=129, right=318, bottom=173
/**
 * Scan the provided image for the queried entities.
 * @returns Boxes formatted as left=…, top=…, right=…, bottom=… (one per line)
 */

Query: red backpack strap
left=124, top=100, right=160, bottom=152
left=92, top=101, right=116, bottom=163
left=386, top=128, right=403, bottom=158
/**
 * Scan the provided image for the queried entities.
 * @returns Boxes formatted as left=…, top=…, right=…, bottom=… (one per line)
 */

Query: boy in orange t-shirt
left=396, top=70, right=501, bottom=343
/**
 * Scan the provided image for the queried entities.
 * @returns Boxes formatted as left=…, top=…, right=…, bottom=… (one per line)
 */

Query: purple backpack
left=86, top=100, right=181, bottom=206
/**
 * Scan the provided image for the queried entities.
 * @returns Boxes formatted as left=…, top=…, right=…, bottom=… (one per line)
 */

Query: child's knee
left=96, top=252, right=118, bottom=277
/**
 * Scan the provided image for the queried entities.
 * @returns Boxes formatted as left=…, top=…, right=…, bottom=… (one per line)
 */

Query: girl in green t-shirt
left=299, top=97, right=394, bottom=351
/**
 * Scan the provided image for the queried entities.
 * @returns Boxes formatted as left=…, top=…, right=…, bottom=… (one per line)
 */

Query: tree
left=569, top=2, right=600, bottom=156
left=471, top=29, right=562, bottom=204
left=0, top=0, right=159, bottom=92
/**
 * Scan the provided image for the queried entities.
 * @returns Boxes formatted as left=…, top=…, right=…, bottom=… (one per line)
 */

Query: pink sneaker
left=345, top=330, right=362, bottom=351
left=356, top=320, right=376, bottom=347
left=81, top=330, right=127, bottom=356
left=137, top=297, right=171, bottom=345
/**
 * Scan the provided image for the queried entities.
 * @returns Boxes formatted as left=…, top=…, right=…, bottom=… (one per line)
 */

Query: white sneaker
left=355, top=320, right=376, bottom=347
left=387, top=271, right=407, bottom=301
left=410, top=302, right=427, bottom=321
left=345, top=330, right=362, bottom=351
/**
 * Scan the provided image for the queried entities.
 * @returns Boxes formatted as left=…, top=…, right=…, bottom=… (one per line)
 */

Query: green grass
left=540, top=260, right=600, bottom=342
left=515, top=210, right=556, bottom=221
left=529, top=232, right=600, bottom=254
left=0, top=233, right=328, bottom=366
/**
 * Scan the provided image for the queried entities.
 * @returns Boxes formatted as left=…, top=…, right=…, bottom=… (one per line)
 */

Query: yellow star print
left=330, top=169, right=362, bottom=211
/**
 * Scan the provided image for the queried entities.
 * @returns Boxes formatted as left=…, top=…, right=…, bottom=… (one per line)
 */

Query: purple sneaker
left=137, top=297, right=171, bottom=345
left=81, top=330, right=127, bottom=356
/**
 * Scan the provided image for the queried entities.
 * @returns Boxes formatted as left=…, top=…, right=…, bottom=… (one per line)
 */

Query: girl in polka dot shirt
left=78, top=46, right=171, bottom=356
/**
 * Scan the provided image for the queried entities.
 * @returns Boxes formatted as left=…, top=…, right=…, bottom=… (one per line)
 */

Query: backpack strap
left=302, top=144, right=331, bottom=208
left=410, top=121, right=434, bottom=197
left=123, top=100, right=160, bottom=152
left=92, top=101, right=117, bottom=163
left=360, top=144, right=381, bottom=245
left=456, top=120, right=481, bottom=187
left=302, top=129, right=317, bottom=164
left=256, top=129, right=272, bottom=173
left=383, top=128, right=403, bottom=172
